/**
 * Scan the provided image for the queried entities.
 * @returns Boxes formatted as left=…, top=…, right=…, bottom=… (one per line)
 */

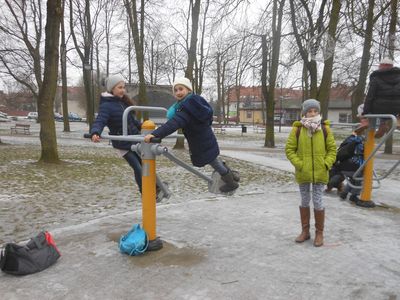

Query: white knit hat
left=302, top=99, right=320, bottom=115
left=173, top=77, right=193, bottom=93
left=106, top=74, right=125, bottom=92
left=357, top=104, right=364, bottom=117
left=379, top=57, right=394, bottom=65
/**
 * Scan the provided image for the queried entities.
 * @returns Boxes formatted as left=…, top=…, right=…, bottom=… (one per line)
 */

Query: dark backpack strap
left=296, top=126, right=301, bottom=140
left=296, top=123, right=328, bottom=147
left=322, top=123, right=328, bottom=140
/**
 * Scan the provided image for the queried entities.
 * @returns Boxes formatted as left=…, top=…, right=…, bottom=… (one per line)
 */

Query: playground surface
left=0, top=121, right=399, bottom=300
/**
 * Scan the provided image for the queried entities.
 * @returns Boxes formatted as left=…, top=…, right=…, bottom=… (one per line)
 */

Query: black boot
left=339, top=191, right=348, bottom=200
left=223, top=162, right=240, bottom=182
left=349, top=194, right=359, bottom=203
left=220, top=171, right=239, bottom=193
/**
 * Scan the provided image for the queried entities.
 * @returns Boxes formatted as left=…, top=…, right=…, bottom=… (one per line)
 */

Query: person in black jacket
left=90, top=74, right=146, bottom=197
left=356, top=58, right=400, bottom=137
left=144, top=77, right=239, bottom=193
left=326, top=133, right=365, bottom=202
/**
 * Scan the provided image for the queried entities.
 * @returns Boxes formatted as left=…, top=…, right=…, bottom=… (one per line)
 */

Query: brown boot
left=314, top=209, right=325, bottom=247
left=295, top=206, right=310, bottom=243
left=337, top=182, right=344, bottom=194
left=375, top=121, right=389, bottom=138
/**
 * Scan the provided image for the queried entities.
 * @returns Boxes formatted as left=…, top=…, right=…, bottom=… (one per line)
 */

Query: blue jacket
left=90, top=93, right=141, bottom=150
left=152, top=94, right=219, bottom=167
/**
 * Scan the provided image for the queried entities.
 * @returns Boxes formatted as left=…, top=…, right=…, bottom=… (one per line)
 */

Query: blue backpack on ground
left=119, top=224, right=148, bottom=256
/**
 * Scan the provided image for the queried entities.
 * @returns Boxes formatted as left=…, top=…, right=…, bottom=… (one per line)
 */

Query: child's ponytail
left=120, top=94, right=135, bottom=107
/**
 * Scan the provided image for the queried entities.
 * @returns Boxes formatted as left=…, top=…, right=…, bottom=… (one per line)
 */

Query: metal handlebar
left=352, top=114, right=398, bottom=180
left=122, top=106, right=167, bottom=135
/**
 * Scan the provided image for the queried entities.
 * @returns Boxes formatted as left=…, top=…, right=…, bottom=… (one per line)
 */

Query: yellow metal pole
left=141, top=120, right=157, bottom=241
left=142, top=158, right=156, bottom=240
left=360, top=128, right=375, bottom=202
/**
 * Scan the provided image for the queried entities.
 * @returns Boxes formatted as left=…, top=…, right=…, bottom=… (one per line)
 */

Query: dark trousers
left=123, top=150, right=142, bottom=192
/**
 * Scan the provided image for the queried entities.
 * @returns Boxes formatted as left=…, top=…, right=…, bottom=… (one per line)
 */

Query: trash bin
left=241, top=124, right=247, bottom=133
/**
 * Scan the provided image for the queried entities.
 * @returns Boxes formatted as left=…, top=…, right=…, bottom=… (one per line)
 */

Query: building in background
left=225, top=84, right=353, bottom=124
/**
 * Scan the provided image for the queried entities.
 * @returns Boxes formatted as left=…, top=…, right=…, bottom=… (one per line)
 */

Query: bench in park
left=253, top=125, right=266, bottom=133
left=10, top=123, right=31, bottom=135
left=212, top=124, right=226, bottom=134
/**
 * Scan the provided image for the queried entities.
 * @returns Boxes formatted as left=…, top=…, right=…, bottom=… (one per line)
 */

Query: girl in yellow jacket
left=285, top=99, right=337, bottom=247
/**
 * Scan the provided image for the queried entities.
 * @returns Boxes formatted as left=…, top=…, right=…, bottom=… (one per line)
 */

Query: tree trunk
left=265, top=0, right=285, bottom=148
left=173, top=0, right=201, bottom=149
left=351, top=0, right=375, bottom=121
left=185, top=0, right=201, bottom=82
left=84, top=0, right=94, bottom=129
left=38, top=0, right=62, bottom=163
left=289, top=0, right=323, bottom=100
left=261, top=35, right=270, bottom=146
left=235, top=85, right=241, bottom=125
left=125, top=0, right=148, bottom=121
left=60, top=0, right=70, bottom=132
left=317, top=0, right=341, bottom=119
left=216, top=52, right=222, bottom=123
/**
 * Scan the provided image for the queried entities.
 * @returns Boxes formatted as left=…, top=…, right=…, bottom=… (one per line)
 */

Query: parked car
left=27, top=112, right=38, bottom=120
left=54, top=112, right=63, bottom=121
left=55, top=112, right=82, bottom=122
left=227, top=115, right=239, bottom=123
left=68, top=112, right=82, bottom=122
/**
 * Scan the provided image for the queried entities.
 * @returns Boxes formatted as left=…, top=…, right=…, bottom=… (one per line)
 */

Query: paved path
left=1, top=121, right=400, bottom=299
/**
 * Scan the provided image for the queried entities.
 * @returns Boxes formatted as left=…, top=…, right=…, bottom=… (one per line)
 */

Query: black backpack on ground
left=0, top=231, right=60, bottom=276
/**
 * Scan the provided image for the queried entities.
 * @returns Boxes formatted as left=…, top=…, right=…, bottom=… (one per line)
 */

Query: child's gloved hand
left=144, top=134, right=155, bottom=143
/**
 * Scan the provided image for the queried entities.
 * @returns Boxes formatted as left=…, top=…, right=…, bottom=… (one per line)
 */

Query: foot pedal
left=208, top=171, right=236, bottom=195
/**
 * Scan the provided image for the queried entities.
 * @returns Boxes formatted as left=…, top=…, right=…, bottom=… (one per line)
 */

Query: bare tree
left=289, top=0, right=343, bottom=118
left=194, top=0, right=210, bottom=94
left=60, top=0, right=71, bottom=132
left=124, top=0, right=148, bottom=120
left=103, top=0, right=118, bottom=78
left=38, top=0, right=63, bottom=162
left=0, top=0, right=62, bottom=162
left=289, top=0, right=327, bottom=99
left=232, top=31, right=259, bottom=125
left=144, top=20, right=170, bottom=85
left=264, top=0, right=285, bottom=148
left=348, top=0, right=390, bottom=121
left=0, top=1, right=43, bottom=97
left=69, top=0, right=95, bottom=128
left=317, top=0, right=342, bottom=117
left=213, top=35, right=236, bottom=124
left=383, top=0, right=398, bottom=154
left=185, top=0, right=201, bottom=83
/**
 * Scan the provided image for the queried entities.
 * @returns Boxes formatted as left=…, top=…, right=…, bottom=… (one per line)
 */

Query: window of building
left=246, top=111, right=252, bottom=118
left=339, top=113, right=351, bottom=123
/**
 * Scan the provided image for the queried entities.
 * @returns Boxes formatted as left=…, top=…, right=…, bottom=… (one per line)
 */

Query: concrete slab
left=1, top=121, right=400, bottom=299
left=1, top=188, right=399, bottom=300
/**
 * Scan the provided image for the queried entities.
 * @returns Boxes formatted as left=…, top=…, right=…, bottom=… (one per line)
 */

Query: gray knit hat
left=302, top=99, right=320, bottom=115
left=106, top=74, right=125, bottom=92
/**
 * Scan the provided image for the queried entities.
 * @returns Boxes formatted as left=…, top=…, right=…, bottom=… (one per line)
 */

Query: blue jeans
left=123, top=151, right=142, bottom=192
